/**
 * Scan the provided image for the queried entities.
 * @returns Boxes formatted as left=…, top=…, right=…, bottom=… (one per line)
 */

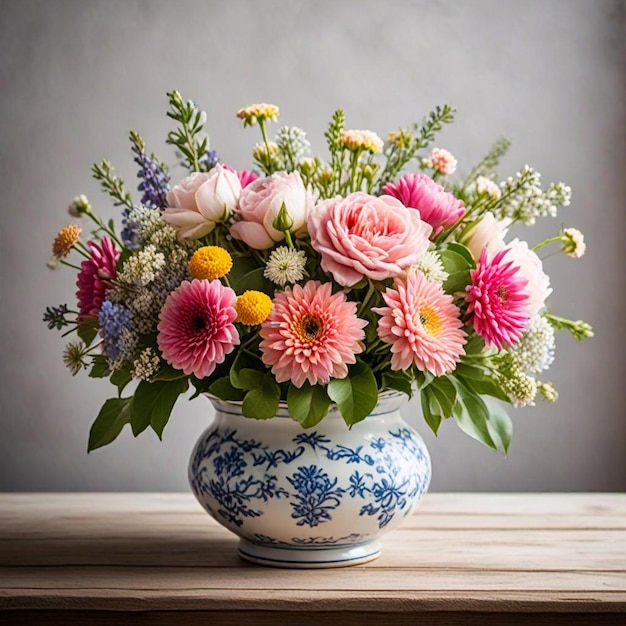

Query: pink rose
left=223, top=165, right=259, bottom=188
left=308, top=192, right=432, bottom=287
left=162, top=165, right=242, bottom=239
left=230, top=171, right=314, bottom=249
left=383, top=173, right=465, bottom=237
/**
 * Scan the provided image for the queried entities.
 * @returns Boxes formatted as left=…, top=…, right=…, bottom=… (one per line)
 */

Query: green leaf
left=77, top=325, right=98, bottom=347
left=460, top=376, right=511, bottom=403
left=441, top=242, right=475, bottom=268
left=234, top=368, right=265, bottom=391
left=327, top=361, right=378, bottom=427
left=230, top=267, right=274, bottom=294
left=484, top=398, right=513, bottom=456
left=443, top=269, right=471, bottom=294
left=287, top=383, right=331, bottom=428
left=428, top=376, right=456, bottom=417
left=242, top=374, right=280, bottom=419
left=130, top=379, right=188, bottom=439
left=110, top=367, right=133, bottom=395
left=208, top=376, right=246, bottom=401
left=420, top=390, right=442, bottom=434
left=438, top=249, right=472, bottom=275
left=464, top=334, right=485, bottom=355
left=382, top=371, right=413, bottom=397
left=88, top=397, right=131, bottom=451
left=451, top=380, right=497, bottom=452
left=89, top=356, right=110, bottom=379
left=229, top=351, right=262, bottom=389
left=150, top=365, right=187, bottom=382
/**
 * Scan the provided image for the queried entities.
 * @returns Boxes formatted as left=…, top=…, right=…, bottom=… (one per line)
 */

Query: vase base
left=237, top=538, right=382, bottom=569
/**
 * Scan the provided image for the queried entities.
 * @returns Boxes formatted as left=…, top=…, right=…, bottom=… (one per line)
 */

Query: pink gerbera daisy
left=383, top=173, right=465, bottom=237
left=466, top=248, right=531, bottom=350
left=374, top=271, right=467, bottom=375
left=259, top=281, right=367, bottom=388
left=157, top=279, right=239, bottom=379
left=75, top=237, right=119, bottom=319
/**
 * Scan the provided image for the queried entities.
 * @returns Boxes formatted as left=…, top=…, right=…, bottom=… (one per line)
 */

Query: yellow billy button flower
left=52, top=223, right=82, bottom=259
left=237, top=103, right=280, bottom=127
left=235, top=291, right=273, bottom=326
left=189, top=246, right=233, bottom=280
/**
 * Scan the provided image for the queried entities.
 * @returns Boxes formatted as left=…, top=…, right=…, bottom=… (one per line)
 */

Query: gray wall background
left=0, top=0, right=624, bottom=492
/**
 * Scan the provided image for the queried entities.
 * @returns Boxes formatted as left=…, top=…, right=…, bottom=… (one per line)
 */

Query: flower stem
left=532, top=236, right=561, bottom=252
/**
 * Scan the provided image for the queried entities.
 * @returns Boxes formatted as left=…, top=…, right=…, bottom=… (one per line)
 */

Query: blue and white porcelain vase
left=189, top=392, right=431, bottom=568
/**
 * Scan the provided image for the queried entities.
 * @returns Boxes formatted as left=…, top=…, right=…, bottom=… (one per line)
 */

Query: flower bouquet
left=45, top=91, right=593, bottom=566
left=46, top=91, right=591, bottom=452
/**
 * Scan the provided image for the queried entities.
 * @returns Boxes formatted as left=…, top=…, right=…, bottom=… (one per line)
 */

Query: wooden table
left=0, top=493, right=624, bottom=625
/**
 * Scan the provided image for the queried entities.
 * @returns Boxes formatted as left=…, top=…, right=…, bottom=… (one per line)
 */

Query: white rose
left=504, top=238, right=552, bottom=316
left=463, top=211, right=511, bottom=260
left=163, top=165, right=242, bottom=239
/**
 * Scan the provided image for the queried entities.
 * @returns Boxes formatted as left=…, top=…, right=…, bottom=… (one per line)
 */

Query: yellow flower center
left=235, top=291, right=273, bottom=326
left=419, top=305, right=443, bottom=336
left=294, top=313, right=323, bottom=342
left=52, top=223, right=81, bottom=259
left=189, top=246, right=233, bottom=280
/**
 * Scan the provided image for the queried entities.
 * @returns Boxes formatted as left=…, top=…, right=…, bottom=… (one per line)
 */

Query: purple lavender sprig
left=129, top=131, right=171, bottom=209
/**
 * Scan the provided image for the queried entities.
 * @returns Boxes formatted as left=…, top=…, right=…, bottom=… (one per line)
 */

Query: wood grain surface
left=1, top=493, right=624, bottom=625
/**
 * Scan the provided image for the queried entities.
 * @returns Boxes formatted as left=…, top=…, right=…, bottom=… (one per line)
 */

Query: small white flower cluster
left=538, top=381, right=558, bottom=402
left=276, top=126, right=311, bottom=165
left=493, top=166, right=571, bottom=225
left=475, top=175, right=501, bottom=199
left=413, top=250, right=448, bottom=284
left=131, top=347, right=161, bottom=380
left=498, top=367, right=538, bottom=408
left=508, top=315, right=555, bottom=374
left=118, top=245, right=166, bottom=288
left=127, top=206, right=179, bottom=249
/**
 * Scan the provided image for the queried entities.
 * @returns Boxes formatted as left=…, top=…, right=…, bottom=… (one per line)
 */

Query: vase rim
left=203, top=389, right=407, bottom=418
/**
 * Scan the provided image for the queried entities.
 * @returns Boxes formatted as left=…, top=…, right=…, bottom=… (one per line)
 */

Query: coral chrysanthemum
left=157, top=279, right=239, bottom=378
left=259, top=281, right=367, bottom=388
left=374, top=271, right=467, bottom=375
left=75, top=237, right=119, bottom=319
left=466, top=248, right=531, bottom=350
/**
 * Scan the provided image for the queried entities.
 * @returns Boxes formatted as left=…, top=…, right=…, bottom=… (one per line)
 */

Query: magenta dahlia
left=75, top=237, right=119, bottom=319
left=259, top=281, right=367, bottom=388
left=383, top=173, right=465, bottom=237
left=466, top=248, right=531, bottom=350
left=374, top=270, right=467, bottom=375
left=157, top=279, right=240, bottom=379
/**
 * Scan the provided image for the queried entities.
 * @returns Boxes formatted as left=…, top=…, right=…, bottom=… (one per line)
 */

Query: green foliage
left=381, top=371, right=413, bottom=397
left=461, top=136, right=512, bottom=188
left=130, top=378, right=189, bottom=438
left=327, top=361, right=378, bottom=427
left=91, top=160, right=134, bottom=210
left=451, top=379, right=512, bottom=455
left=287, top=383, right=331, bottom=428
left=242, top=374, right=280, bottom=419
left=208, top=376, right=246, bottom=402
left=88, top=397, right=132, bottom=452
left=166, top=90, right=211, bottom=172
left=324, top=109, right=345, bottom=196
left=89, top=355, right=110, bottom=379
left=376, top=104, right=457, bottom=191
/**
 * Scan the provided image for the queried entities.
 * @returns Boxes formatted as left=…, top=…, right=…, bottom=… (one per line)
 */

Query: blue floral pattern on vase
left=287, top=465, right=346, bottom=526
left=190, top=420, right=430, bottom=540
